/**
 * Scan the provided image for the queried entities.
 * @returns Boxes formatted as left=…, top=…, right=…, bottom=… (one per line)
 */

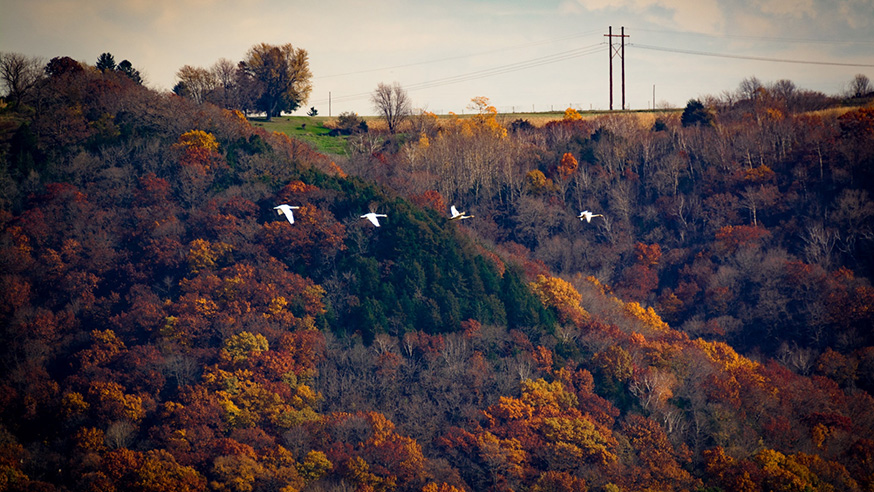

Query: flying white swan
left=449, top=205, right=473, bottom=220
left=578, top=210, right=603, bottom=223
left=361, top=212, right=387, bottom=227
left=274, top=204, right=300, bottom=224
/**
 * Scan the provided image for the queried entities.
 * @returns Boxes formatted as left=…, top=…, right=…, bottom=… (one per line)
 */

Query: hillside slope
left=1, top=63, right=873, bottom=491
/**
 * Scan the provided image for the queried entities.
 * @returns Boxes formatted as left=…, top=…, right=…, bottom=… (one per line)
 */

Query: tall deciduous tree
left=242, top=42, right=312, bottom=120
left=175, top=65, right=217, bottom=104
left=371, top=82, right=412, bottom=134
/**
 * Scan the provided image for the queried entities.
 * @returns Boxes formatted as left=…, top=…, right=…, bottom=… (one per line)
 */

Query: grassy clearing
left=249, top=116, right=350, bottom=156
left=252, top=109, right=683, bottom=156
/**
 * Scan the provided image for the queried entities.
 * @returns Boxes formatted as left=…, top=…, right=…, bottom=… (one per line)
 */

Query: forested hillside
left=2, top=54, right=874, bottom=492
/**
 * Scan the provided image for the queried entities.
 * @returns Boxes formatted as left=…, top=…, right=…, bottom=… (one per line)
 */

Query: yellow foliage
left=345, top=456, right=396, bottom=492
left=187, top=239, right=233, bottom=273
left=475, top=432, right=526, bottom=480
left=521, top=379, right=579, bottom=415
left=176, top=129, right=219, bottom=152
left=524, top=170, right=553, bottom=194
left=423, top=483, right=465, bottom=492
left=210, top=454, right=263, bottom=492
left=290, top=384, right=321, bottom=409
left=530, top=274, right=589, bottom=326
left=442, top=97, right=508, bottom=140
left=754, top=449, right=820, bottom=492
left=297, top=450, right=332, bottom=482
left=489, top=396, right=535, bottom=421
left=228, top=109, right=249, bottom=127
left=192, top=298, right=218, bottom=319
left=61, top=391, right=89, bottom=416
left=563, top=107, right=582, bottom=121
left=222, top=331, right=269, bottom=363
left=694, top=338, right=767, bottom=389
left=88, top=381, right=146, bottom=422
left=623, top=302, right=670, bottom=332
left=73, top=426, right=106, bottom=453
left=743, top=164, right=776, bottom=183
left=811, top=423, right=829, bottom=449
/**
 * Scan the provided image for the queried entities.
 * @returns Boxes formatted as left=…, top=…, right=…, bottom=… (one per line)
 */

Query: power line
left=312, top=43, right=606, bottom=106
left=317, top=29, right=605, bottom=80
left=632, top=27, right=874, bottom=46
left=630, top=43, right=874, bottom=67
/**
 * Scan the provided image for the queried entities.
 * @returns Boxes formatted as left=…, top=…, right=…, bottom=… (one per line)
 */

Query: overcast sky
left=2, top=0, right=873, bottom=116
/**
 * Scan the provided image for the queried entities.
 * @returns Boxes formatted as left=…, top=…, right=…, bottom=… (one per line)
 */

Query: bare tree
left=0, top=52, right=44, bottom=107
left=371, top=81, right=411, bottom=134
left=174, top=65, right=217, bottom=104
left=848, top=73, right=872, bottom=98
left=737, top=76, right=764, bottom=102
left=209, top=58, right=238, bottom=108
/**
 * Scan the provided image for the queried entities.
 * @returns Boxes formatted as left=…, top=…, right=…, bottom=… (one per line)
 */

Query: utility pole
left=604, top=26, right=629, bottom=110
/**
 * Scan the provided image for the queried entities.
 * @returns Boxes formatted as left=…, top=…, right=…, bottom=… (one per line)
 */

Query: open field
left=251, top=108, right=682, bottom=155
left=249, top=116, right=349, bottom=155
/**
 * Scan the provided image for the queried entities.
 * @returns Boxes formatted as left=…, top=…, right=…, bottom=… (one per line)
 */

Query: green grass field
left=250, top=109, right=682, bottom=157
left=249, top=116, right=350, bottom=156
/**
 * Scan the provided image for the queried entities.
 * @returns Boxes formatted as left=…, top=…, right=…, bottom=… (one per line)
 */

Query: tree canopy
left=241, top=42, right=312, bottom=120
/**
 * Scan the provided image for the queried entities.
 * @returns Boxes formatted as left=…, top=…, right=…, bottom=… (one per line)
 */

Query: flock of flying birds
left=274, top=204, right=602, bottom=227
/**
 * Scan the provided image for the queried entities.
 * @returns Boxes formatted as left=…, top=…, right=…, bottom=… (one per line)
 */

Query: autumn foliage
left=2, top=56, right=874, bottom=491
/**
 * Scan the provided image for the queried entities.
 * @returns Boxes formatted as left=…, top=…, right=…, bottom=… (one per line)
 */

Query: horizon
left=2, top=0, right=873, bottom=116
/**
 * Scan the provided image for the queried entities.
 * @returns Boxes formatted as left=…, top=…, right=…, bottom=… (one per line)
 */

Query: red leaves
left=260, top=205, right=346, bottom=268
left=714, top=224, right=770, bottom=254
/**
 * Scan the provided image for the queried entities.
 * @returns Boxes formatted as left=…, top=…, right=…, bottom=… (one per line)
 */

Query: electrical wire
left=632, top=27, right=874, bottom=46
left=630, top=43, right=874, bottom=68
left=317, top=29, right=605, bottom=79
left=313, top=43, right=606, bottom=106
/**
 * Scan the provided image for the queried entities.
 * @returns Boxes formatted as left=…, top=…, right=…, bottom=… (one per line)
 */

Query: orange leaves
left=481, top=377, right=618, bottom=480
left=441, top=96, right=508, bottom=140
left=620, top=415, right=697, bottom=491
left=319, top=412, right=426, bottom=490
left=838, top=106, right=874, bottom=138
left=410, top=189, right=446, bottom=212
left=489, top=396, right=534, bottom=422
left=623, top=302, right=670, bottom=333
left=423, top=483, right=466, bottom=492
left=87, top=381, right=146, bottom=422
left=634, top=242, right=662, bottom=267
left=743, top=164, right=776, bottom=183
left=260, top=204, right=346, bottom=268
left=344, top=455, right=397, bottom=492
left=136, top=449, right=206, bottom=492
left=277, top=180, right=318, bottom=200
left=563, top=107, right=583, bottom=121
left=714, top=224, right=770, bottom=254
left=529, top=274, right=589, bottom=327
left=78, top=329, right=126, bottom=369
left=175, top=130, right=222, bottom=171
left=476, top=432, right=527, bottom=483
left=556, top=153, right=579, bottom=182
